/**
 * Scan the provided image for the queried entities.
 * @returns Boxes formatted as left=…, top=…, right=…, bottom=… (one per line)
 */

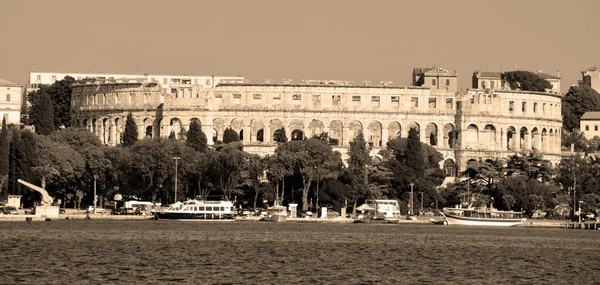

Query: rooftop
left=580, top=112, right=600, bottom=120
left=0, top=78, right=20, bottom=87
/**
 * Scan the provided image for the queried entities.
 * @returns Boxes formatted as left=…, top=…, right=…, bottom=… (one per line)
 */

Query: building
left=0, top=78, right=23, bottom=124
left=69, top=66, right=562, bottom=173
left=580, top=112, right=600, bottom=139
left=580, top=67, right=600, bottom=93
left=412, top=65, right=458, bottom=93
left=472, top=70, right=561, bottom=93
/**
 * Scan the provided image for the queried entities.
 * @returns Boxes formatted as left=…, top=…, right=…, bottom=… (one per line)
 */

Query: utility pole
left=419, top=192, right=424, bottom=215
left=93, top=175, right=98, bottom=214
left=173, top=157, right=181, bottom=203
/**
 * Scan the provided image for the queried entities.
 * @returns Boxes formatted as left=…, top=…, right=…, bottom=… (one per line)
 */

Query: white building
left=0, top=78, right=23, bottom=125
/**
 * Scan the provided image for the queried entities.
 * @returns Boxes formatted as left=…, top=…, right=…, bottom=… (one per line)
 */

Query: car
left=86, top=206, right=105, bottom=214
left=1, top=206, right=18, bottom=215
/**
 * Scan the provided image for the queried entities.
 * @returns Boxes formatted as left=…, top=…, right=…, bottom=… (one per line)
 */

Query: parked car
left=86, top=206, right=105, bottom=214
left=1, top=206, right=18, bottom=215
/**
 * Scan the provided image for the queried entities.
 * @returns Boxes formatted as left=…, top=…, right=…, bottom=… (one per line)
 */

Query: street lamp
left=93, top=175, right=98, bottom=214
left=578, top=200, right=584, bottom=223
left=419, top=192, right=424, bottom=216
left=409, top=183, right=414, bottom=216
left=173, top=156, right=181, bottom=203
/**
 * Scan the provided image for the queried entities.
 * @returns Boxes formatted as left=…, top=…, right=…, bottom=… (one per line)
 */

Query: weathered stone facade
left=71, top=75, right=562, bottom=173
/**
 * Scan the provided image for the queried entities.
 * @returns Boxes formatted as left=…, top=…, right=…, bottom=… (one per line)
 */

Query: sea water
left=0, top=220, right=598, bottom=284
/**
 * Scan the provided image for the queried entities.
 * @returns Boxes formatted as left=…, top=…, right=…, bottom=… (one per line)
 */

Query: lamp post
left=419, top=192, right=424, bottom=216
left=578, top=200, right=583, bottom=223
left=409, top=183, right=414, bottom=216
left=173, top=156, right=181, bottom=203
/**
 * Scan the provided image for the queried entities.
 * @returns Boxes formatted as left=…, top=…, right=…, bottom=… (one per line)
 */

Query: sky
left=1, top=0, right=599, bottom=93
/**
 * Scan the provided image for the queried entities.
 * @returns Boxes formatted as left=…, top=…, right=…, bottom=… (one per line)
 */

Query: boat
left=153, top=199, right=234, bottom=220
left=440, top=204, right=524, bottom=226
left=259, top=205, right=287, bottom=222
left=354, top=199, right=401, bottom=223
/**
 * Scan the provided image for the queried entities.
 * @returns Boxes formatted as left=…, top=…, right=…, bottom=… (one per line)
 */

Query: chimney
left=557, top=70, right=560, bottom=78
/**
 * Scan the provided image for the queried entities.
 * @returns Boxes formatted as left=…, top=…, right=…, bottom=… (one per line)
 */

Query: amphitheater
left=70, top=67, right=563, bottom=174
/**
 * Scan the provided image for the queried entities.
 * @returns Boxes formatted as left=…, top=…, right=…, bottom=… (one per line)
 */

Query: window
left=129, top=93, right=134, bottom=103
left=182, top=79, right=191, bottom=84
left=332, top=95, right=341, bottom=105
left=292, top=94, right=301, bottom=100
left=5, top=94, right=10, bottom=102
left=446, top=79, right=450, bottom=86
left=432, top=79, right=436, bottom=86
left=481, top=80, right=486, bottom=89
left=586, top=125, right=590, bottom=131
left=115, top=93, right=119, bottom=104
left=490, top=81, right=495, bottom=89
left=171, top=78, right=181, bottom=84
left=533, top=102, right=538, bottom=113
left=253, top=94, right=262, bottom=100
left=352, top=96, right=361, bottom=102
left=391, top=96, right=399, bottom=103
left=595, top=126, right=598, bottom=131
left=411, top=97, right=419, bottom=108
left=233, top=93, right=242, bottom=99
left=170, top=88, right=177, bottom=94
left=215, top=93, right=223, bottom=99
left=522, top=102, right=527, bottom=112
left=428, top=97, right=436, bottom=108
left=313, top=95, right=321, bottom=101
left=51, top=75, right=57, bottom=82
left=509, top=101, right=514, bottom=112
left=371, top=96, right=380, bottom=102
left=273, top=94, right=281, bottom=100
left=543, top=103, right=546, bottom=113
left=445, top=98, right=453, bottom=109
left=36, top=75, right=41, bottom=81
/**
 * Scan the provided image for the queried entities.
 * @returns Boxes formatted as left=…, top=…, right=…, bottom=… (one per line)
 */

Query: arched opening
left=349, top=120, right=363, bottom=141
left=367, top=121, right=382, bottom=147
left=506, top=126, right=516, bottom=151
left=388, top=122, right=401, bottom=141
left=270, top=119, right=284, bottom=142
left=213, top=118, right=225, bottom=142
left=145, top=126, right=153, bottom=139
left=291, top=129, right=304, bottom=141
left=329, top=120, right=343, bottom=146
left=407, top=122, right=420, bottom=139
left=443, top=159, right=457, bottom=177
left=520, top=127, right=529, bottom=151
left=250, top=119, right=264, bottom=142
left=257, top=129, right=264, bottom=142
left=239, top=129, right=244, bottom=141
left=443, top=123, right=455, bottom=148
left=483, top=124, right=496, bottom=148
left=309, top=119, right=324, bottom=138
left=426, top=123, right=438, bottom=146
left=531, top=127, right=540, bottom=151
left=212, top=128, right=218, bottom=143
left=466, top=124, right=479, bottom=144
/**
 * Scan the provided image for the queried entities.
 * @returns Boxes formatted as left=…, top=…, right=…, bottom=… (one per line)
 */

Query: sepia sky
left=1, top=0, right=599, bottom=93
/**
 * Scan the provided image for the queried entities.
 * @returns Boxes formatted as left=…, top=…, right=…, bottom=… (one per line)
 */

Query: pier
left=565, top=221, right=600, bottom=230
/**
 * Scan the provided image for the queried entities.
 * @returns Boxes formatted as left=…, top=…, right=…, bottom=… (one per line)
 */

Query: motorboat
left=260, top=205, right=287, bottom=222
left=153, top=199, right=234, bottom=220
left=440, top=204, right=524, bottom=226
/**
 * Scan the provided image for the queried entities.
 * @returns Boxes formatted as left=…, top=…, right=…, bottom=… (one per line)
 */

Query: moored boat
left=260, top=205, right=287, bottom=222
left=440, top=205, right=524, bottom=226
left=153, top=199, right=234, bottom=220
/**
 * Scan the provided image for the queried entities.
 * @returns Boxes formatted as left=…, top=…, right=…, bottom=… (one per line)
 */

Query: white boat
left=260, top=205, right=287, bottom=222
left=440, top=205, right=524, bottom=226
left=355, top=199, right=401, bottom=223
left=153, top=199, right=234, bottom=220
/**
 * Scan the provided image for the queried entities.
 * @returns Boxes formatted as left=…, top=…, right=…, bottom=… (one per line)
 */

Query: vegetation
left=562, top=85, right=600, bottom=132
left=502, top=71, right=552, bottom=92
left=186, top=120, right=207, bottom=152
left=28, top=88, right=55, bottom=135
left=122, top=113, right=138, bottom=147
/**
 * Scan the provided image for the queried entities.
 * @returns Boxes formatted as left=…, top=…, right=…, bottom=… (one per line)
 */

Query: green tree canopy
left=28, top=88, right=55, bottom=135
left=502, top=71, right=552, bottom=92
left=561, top=85, right=600, bottom=132
left=273, top=127, right=287, bottom=143
left=186, top=120, right=208, bottom=152
left=0, top=118, right=9, bottom=176
left=223, top=128, right=240, bottom=144
left=122, top=112, right=138, bottom=147
left=346, top=131, right=370, bottom=212
left=46, top=76, right=75, bottom=128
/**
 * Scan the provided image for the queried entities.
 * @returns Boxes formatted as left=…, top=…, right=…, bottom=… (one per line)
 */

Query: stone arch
left=102, top=118, right=109, bottom=144
left=169, top=117, right=183, bottom=140
left=520, top=126, right=529, bottom=151
left=407, top=122, right=420, bottom=138
left=549, top=129, right=554, bottom=153
left=308, top=119, right=324, bottom=138
left=483, top=124, right=497, bottom=148
left=329, top=120, right=343, bottom=146
left=367, top=121, right=382, bottom=147
left=83, top=119, right=89, bottom=131
left=531, top=127, right=540, bottom=151
left=349, top=120, right=363, bottom=141
left=114, top=117, right=123, bottom=145
left=506, top=126, right=517, bottom=151
left=291, top=129, right=304, bottom=141
left=230, top=118, right=244, bottom=132
left=443, top=123, right=455, bottom=148
left=466, top=124, right=479, bottom=144
left=425, top=123, right=438, bottom=146
left=213, top=118, right=225, bottom=142
left=250, top=119, right=265, bottom=142
left=541, top=128, right=549, bottom=153
left=443, top=159, right=457, bottom=177
left=388, top=121, right=401, bottom=141
left=190, top=117, right=201, bottom=127
left=289, top=119, right=304, bottom=141
left=270, top=119, right=284, bottom=141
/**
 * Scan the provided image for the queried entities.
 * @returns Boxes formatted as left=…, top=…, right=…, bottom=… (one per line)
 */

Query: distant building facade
left=472, top=70, right=561, bottom=93
left=0, top=78, right=23, bottom=124
left=412, top=65, right=458, bottom=93
left=580, top=112, right=600, bottom=140
left=580, top=67, right=600, bottom=93
left=69, top=66, right=563, bottom=172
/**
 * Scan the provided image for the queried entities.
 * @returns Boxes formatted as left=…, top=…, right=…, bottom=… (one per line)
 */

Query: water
left=0, top=220, right=599, bottom=285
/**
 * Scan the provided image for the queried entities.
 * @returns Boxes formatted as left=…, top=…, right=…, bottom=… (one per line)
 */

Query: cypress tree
left=29, top=89, right=55, bottom=135
left=0, top=118, right=9, bottom=176
left=122, top=112, right=138, bottom=147
left=223, top=127, right=240, bottom=144
left=273, top=127, right=288, bottom=143
left=7, top=129, right=18, bottom=194
left=186, top=120, right=208, bottom=152
left=405, top=127, right=425, bottom=178
left=15, top=131, right=39, bottom=196
left=168, top=130, right=176, bottom=140
left=347, top=131, right=371, bottom=213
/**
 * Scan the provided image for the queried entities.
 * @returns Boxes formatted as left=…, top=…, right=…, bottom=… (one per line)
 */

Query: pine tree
left=186, top=120, right=208, bottom=152
left=29, top=88, right=55, bottom=135
left=0, top=118, right=9, bottom=176
left=122, top=112, right=138, bottom=147
left=347, top=131, right=371, bottom=213
left=405, top=127, right=424, bottom=178
left=223, top=127, right=240, bottom=144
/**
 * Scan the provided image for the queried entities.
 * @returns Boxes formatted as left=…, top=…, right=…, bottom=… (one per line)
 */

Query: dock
left=565, top=221, right=600, bottom=230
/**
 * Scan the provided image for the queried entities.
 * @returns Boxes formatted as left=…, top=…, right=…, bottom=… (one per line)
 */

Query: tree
left=264, top=153, right=294, bottom=205
left=346, top=131, right=370, bottom=214
left=0, top=118, right=9, bottom=176
left=273, top=127, right=287, bottom=143
left=28, top=88, right=55, bottom=135
left=562, top=85, right=600, bottom=132
left=239, top=154, right=266, bottom=209
left=208, top=143, right=246, bottom=200
left=223, top=128, right=240, bottom=144
left=122, top=112, right=138, bottom=147
left=404, top=127, right=425, bottom=178
left=186, top=120, right=207, bottom=152
left=502, top=71, right=552, bottom=92
left=46, top=76, right=76, bottom=128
